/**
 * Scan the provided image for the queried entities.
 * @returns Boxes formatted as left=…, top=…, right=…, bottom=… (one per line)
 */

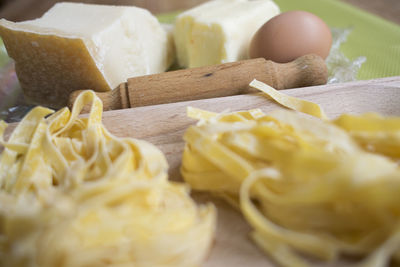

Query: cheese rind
left=0, top=3, right=175, bottom=108
left=174, top=0, right=280, bottom=68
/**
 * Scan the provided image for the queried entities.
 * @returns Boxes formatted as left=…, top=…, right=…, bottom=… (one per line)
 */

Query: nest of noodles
left=181, top=80, right=400, bottom=267
left=0, top=90, right=216, bottom=267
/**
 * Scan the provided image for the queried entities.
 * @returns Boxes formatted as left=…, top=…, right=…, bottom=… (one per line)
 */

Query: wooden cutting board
left=102, top=76, right=400, bottom=178
left=4, top=76, right=399, bottom=266
left=99, top=76, right=400, bottom=266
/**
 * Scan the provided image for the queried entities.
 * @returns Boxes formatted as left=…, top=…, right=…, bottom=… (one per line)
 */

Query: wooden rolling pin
left=68, top=54, right=328, bottom=111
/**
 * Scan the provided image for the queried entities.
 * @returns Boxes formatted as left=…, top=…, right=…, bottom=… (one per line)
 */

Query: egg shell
left=249, top=11, right=332, bottom=63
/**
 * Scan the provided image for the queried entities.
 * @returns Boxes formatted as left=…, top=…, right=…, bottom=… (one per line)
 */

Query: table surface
left=0, top=0, right=399, bottom=25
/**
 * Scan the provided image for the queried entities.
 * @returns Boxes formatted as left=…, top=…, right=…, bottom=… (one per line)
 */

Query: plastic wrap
left=326, top=28, right=366, bottom=84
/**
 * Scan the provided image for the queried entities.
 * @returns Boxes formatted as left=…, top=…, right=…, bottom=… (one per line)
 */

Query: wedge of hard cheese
left=174, top=0, right=280, bottom=68
left=0, top=2, right=175, bottom=108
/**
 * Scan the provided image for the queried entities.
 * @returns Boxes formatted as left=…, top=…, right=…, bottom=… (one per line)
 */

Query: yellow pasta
left=181, top=79, right=400, bottom=267
left=0, top=90, right=216, bottom=267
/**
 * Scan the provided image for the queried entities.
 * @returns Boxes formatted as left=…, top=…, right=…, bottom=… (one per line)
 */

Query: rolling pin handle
left=275, top=54, right=328, bottom=89
left=67, top=84, right=130, bottom=111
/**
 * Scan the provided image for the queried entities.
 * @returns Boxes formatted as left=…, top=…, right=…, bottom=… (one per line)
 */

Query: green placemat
left=267, top=0, right=400, bottom=79
left=157, top=0, right=400, bottom=80
left=1, top=1, right=399, bottom=79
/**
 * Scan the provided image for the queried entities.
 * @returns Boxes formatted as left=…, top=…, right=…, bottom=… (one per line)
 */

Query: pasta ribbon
left=181, top=80, right=400, bottom=266
left=0, top=90, right=216, bottom=267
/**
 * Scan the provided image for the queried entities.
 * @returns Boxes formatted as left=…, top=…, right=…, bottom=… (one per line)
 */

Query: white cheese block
left=0, top=2, right=175, bottom=107
left=174, top=0, right=280, bottom=68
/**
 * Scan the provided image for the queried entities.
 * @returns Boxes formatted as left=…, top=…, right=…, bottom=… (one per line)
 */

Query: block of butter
left=0, top=2, right=175, bottom=108
left=174, top=0, right=280, bottom=68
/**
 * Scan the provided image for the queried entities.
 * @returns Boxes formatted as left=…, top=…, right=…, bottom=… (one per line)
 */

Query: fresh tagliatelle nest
left=0, top=91, right=215, bottom=267
left=181, top=80, right=400, bottom=267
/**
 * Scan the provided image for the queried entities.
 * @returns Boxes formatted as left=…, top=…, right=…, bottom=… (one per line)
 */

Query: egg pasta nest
left=0, top=91, right=215, bottom=267
left=181, top=80, right=400, bottom=267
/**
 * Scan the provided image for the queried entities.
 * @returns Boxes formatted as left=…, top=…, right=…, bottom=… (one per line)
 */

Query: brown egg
left=249, top=11, right=332, bottom=63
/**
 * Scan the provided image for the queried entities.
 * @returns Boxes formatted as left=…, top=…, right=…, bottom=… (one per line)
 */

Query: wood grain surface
left=97, top=76, right=399, bottom=266
left=0, top=0, right=399, bottom=25
left=98, top=76, right=400, bottom=180
left=5, top=76, right=400, bottom=267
